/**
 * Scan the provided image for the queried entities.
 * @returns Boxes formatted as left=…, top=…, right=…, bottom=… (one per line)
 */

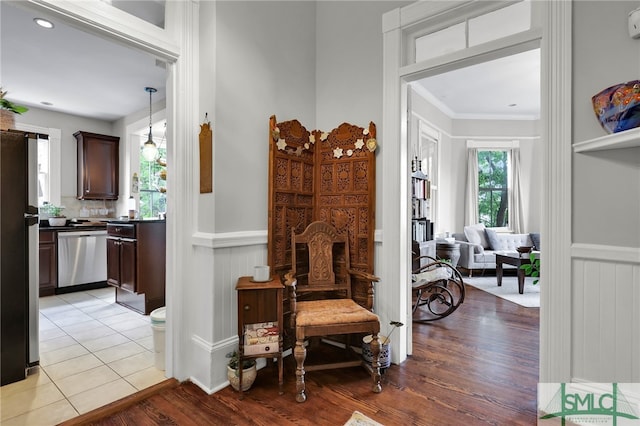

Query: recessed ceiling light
left=33, top=18, right=54, bottom=29
left=41, top=101, right=53, bottom=106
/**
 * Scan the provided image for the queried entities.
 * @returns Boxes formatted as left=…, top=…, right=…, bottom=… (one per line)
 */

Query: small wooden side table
left=235, top=276, right=284, bottom=398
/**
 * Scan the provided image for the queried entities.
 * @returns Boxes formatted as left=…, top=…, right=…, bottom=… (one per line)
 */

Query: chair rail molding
left=571, top=243, right=640, bottom=264
left=192, top=230, right=268, bottom=249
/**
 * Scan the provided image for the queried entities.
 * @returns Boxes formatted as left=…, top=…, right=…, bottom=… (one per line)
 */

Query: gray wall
left=572, top=1, right=640, bottom=247
left=208, top=1, right=317, bottom=234
left=316, top=1, right=412, bottom=228
left=203, top=1, right=409, bottom=234
left=315, top=1, right=408, bottom=130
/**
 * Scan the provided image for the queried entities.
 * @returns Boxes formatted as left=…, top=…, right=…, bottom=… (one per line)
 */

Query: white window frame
left=468, top=140, right=519, bottom=231
left=15, top=123, right=61, bottom=207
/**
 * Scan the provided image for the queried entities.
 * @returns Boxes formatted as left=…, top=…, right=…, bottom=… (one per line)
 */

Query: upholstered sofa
left=452, top=223, right=540, bottom=276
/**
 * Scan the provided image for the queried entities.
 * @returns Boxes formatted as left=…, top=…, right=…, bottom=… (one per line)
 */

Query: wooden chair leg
left=369, top=333, right=382, bottom=393
left=294, top=338, right=307, bottom=403
left=413, top=289, right=423, bottom=313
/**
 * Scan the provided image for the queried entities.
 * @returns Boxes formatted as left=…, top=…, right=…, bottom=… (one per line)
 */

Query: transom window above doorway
left=415, top=0, right=531, bottom=63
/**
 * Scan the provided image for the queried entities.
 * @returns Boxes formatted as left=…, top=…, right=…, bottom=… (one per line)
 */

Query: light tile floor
left=0, top=288, right=167, bottom=425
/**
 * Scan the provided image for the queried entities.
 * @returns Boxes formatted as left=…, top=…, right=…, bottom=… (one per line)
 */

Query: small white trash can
left=150, top=307, right=166, bottom=370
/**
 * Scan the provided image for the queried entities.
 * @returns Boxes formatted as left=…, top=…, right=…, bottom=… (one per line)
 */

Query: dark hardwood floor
left=64, top=286, right=539, bottom=426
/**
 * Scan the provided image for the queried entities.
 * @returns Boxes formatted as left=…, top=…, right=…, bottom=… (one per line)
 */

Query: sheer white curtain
left=509, top=148, right=524, bottom=233
left=465, top=148, right=479, bottom=226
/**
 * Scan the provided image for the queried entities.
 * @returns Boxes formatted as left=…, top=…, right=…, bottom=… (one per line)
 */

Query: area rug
left=343, top=411, right=384, bottom=426
left=464, top=276, right=540, bottom=307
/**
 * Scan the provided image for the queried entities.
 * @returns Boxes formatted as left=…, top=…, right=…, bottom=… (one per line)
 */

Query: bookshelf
left=411, top=168, right=433, bottom=243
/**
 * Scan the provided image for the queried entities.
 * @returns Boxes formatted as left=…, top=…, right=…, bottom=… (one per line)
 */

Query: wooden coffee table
left=495, top=252, right=537, bottom=294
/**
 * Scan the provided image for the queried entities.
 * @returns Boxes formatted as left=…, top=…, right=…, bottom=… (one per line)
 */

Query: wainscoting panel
left=188, top=230, right=386, bottom=391
left=189, top=232, right=268, bottom=391
left=571, top=247, right=640, bottom=382
left=211, top=245, right=268, bottom=342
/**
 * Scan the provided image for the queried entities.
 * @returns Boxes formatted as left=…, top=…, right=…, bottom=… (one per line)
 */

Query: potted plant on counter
left=42, top=204, right=67, bottom=227
left=226, top=350, right=257, bottom=392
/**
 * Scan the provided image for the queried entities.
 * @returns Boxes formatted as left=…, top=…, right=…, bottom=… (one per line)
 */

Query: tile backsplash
left=56, top=197, right=118, bottom=219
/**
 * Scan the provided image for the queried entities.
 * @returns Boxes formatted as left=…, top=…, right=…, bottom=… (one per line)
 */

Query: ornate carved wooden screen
left=267, top=116, right=317, bottom=288
left=267, top=115, right=377, bottom=309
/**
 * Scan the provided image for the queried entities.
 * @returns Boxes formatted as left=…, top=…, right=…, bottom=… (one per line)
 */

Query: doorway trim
left=381, top=0, right=572, bottom=380
left=24, top=0, right=199, bottom=381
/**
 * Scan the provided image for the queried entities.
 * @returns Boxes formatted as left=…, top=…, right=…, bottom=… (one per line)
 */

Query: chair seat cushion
left=296, top=299, right=379, bottom=326
left=412, top=267, right=452, bottom=287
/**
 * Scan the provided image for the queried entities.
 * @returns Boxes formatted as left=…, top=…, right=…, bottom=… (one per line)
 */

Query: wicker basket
left=0, top=110, right=15, bottom=131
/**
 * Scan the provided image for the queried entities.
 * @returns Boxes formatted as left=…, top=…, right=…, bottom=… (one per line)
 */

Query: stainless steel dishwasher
left=57, top=230, right=108, bottom=287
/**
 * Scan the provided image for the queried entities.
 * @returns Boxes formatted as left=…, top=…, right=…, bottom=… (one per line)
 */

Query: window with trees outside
left=138, top=124, right=167, bottom=219
left=139, top=147, right=166, bottom=218
left=477, top=150, right=509, bottom=228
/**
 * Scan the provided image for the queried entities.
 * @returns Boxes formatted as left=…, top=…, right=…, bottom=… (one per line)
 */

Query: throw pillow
left=485, top=228, right=501, bottom=250
left=463, top=223, right=489, bottom=249
left=530, top=233, right=541, bottom=250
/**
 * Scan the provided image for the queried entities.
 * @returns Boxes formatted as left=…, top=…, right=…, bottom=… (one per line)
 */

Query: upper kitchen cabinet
left=75, top=131, right=120, bottom=200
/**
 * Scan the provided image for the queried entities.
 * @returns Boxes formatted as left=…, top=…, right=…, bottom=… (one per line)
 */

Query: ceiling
left=413, top=48, right=540, bottom=120
left=1, top=2, right=539, bottom=124
left=0, top=1, right=167, bottom=123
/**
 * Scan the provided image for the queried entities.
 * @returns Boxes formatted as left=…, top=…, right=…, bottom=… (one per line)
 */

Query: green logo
left=539, top=383, right=640, bottom=425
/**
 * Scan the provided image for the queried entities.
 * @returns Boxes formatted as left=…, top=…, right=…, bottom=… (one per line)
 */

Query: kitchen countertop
left=40, top=224, right=107, bottom=232
left=39, top=218, right=166, bottom=231
left=40, top=218, right=108, bottom=231
left=107, top=219, right=166, bottom=224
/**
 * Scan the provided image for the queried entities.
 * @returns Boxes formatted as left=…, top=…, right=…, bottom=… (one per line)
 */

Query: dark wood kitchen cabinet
left=107, top=221, right=165, bottom=315
left=107, top=225, right=136, bottom=292
left=39, top=229, right=57, bottom=297
left=75, top=131, right=119, bottom=200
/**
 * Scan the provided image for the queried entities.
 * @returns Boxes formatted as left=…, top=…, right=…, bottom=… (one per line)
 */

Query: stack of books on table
left=243, top=321, right=279, bottom=355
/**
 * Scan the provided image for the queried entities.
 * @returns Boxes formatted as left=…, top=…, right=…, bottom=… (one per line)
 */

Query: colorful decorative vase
left=592, top=80, right=640, bottom=134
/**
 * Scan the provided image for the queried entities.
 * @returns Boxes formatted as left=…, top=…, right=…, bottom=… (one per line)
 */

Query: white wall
left=570, top=0, right=640, bottom=383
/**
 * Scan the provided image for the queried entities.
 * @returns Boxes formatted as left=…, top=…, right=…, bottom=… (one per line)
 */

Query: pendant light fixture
left=141, top=87, right=159, bottom=162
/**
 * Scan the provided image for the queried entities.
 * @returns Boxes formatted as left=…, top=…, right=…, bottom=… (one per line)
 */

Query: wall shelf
left=573, top=127, right=640, bottom=153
